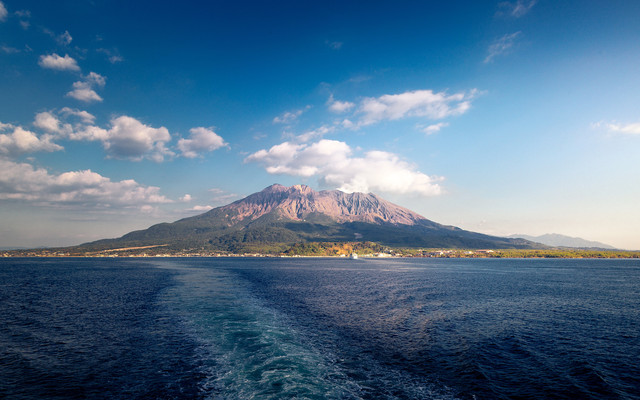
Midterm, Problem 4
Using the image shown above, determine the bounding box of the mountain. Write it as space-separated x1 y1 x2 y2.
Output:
80 184 540 252
507 233 616 250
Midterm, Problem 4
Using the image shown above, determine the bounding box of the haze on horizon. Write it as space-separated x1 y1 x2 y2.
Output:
0 0 638 250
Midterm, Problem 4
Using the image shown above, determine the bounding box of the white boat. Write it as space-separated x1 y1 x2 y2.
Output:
350 253 358 259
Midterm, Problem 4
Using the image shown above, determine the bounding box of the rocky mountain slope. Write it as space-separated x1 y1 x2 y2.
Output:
80 184 540 252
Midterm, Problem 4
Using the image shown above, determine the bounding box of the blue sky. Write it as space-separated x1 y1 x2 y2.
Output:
1 0 639 249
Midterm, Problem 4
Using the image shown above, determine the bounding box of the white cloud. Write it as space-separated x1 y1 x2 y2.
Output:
0 159 171 207
66 72 106 103
60 107 96 124
246 141 309 175
85 72 106 86
180 194 192 202
273 107 309 124
38 53 80 71
595 121 640 135
497 0 537 18
421 122 449 135
97 48 123 64
31 111 174 161
187 205 213 212
34 111 68 134
177 127 226 158
246 139 443 196
1 44 19 54
485 31 521 63
326 40 343 50
67 85 102 102
72 125 109 142
292 125 334 143
357 89 477 126
327 95 355 113
34 109 96 136
341 119 355 129
0 125 62 156
102 116 173 161
34 109 105 141
15 9 30 29
57 30 72 46
0 2 7 22
209 188 239 205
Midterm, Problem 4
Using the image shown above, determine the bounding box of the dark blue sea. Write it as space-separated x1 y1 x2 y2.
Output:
1 257 639 399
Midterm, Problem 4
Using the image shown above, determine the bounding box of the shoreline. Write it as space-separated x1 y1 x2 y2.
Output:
2 249 639 260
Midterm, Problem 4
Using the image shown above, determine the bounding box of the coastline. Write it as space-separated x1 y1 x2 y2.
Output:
2 247 639 259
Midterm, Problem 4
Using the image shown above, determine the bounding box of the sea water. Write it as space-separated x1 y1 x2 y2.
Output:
1 257 639 399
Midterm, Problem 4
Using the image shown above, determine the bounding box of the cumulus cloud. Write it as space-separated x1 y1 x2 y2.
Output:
594 121 640 135
246 139 443 196
485 32 522 63
357 89 477 126
31 111 174 161
0 2 7 22
177 127 226 158
38 53 80 71
34 109 97 138
103 116 173 161
421 122 449 135
497 0 537 18
34 111 65 133
67 83 102 102
327 95 355 113
0 159 171 208
0 125 62 156
34 109 101 140
66 72 106 103
60 107 96 124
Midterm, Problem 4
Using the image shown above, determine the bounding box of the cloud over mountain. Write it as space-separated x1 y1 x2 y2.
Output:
246 139 443 196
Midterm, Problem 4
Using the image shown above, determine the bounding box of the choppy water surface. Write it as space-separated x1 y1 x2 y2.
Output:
1 257 639 399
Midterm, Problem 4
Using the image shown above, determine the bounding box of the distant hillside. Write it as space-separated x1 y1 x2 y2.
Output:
78 184 542 253
508 233 616 250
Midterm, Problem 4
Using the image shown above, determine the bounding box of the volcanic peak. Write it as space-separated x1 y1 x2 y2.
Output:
217 184 425 225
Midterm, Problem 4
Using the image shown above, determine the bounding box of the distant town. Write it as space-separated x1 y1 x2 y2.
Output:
3 242 639 259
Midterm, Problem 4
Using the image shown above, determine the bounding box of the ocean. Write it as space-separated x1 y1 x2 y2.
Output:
1 257 638 399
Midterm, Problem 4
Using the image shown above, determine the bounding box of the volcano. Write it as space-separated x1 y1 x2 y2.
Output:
80 184 538 252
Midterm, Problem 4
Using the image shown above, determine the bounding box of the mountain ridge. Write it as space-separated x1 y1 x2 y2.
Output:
210 184 427 225
508 233 616 250
80 184 541 252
